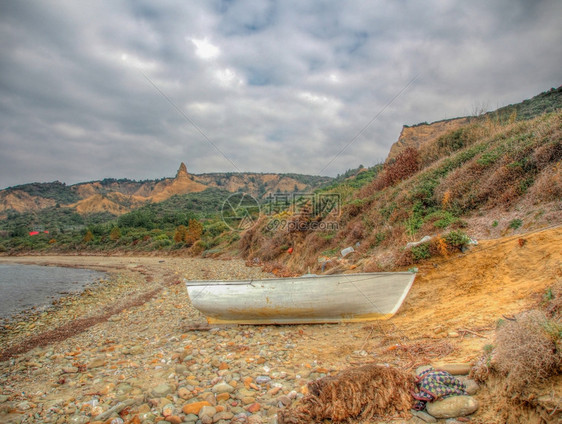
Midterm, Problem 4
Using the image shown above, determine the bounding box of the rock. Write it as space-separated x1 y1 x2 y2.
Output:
62 366 79 374
411 409 437 423
178 387 191 400
199 405 217 418
87 358 106 369
432 363 472 375
184 414 199 423
255 376 271 385
458 377 479 395
151 383 174 398
426 396 479 418
182 401 212 415
248 415 263 424
0 395 9 403
246 402 261 413
165 416 183 424
213 411 234 422
212 382 235 394
162 403 175 417
67 415 90 424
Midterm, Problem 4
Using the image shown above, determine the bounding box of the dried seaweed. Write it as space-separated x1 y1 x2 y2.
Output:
278 364 415 424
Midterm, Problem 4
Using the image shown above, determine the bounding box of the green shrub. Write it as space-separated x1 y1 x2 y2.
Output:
509 219 523 230
411 243 431 261
444 230 470 249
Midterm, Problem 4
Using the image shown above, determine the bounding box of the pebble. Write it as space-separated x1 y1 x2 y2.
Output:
212 382 235 394
411 409 437 423
151 383 174 398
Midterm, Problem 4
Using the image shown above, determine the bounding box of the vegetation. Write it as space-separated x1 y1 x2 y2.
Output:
0 86 560 261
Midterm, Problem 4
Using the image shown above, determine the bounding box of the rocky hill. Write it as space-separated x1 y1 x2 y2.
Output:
0 164 332 217
387 86 562 163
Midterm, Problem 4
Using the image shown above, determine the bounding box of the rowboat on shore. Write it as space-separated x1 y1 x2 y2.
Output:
184 271 416 325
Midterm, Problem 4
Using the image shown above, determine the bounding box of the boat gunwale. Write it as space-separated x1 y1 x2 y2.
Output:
184 271 417 286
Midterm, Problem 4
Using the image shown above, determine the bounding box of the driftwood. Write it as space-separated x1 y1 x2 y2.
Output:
278 363 415 424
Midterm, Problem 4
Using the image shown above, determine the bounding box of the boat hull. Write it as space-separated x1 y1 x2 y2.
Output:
185 272 416 325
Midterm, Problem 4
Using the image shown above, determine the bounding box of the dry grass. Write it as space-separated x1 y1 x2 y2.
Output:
278 364 415 424
473 310 561 392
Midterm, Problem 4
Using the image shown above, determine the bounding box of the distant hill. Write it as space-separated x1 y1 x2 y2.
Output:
0 163 332 218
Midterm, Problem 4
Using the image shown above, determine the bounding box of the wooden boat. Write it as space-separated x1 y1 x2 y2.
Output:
185 271 416 325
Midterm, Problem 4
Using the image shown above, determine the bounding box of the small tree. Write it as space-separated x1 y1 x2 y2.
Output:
174 225 187 243
185 219 203 246
83 230 94 243
109 226 121 241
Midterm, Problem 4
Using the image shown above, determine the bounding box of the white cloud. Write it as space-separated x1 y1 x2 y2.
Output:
0 0 560 187
190 37 220 60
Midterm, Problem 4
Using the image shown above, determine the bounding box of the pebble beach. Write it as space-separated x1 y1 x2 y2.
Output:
0 256 387 424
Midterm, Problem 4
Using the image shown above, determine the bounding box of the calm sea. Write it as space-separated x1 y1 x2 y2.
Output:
0 264 106 321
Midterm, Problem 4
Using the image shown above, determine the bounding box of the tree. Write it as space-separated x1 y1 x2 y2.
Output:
185 219 203 246
174 225 187 243
83 230 94 243
109 226 121 241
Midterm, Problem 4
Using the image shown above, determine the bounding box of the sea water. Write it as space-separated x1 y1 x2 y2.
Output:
0 264 106 321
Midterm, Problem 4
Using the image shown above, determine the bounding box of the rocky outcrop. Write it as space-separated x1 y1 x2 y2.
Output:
386 117 469 162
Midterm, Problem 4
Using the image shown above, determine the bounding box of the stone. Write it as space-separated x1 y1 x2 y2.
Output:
255 376 271 385
0 395 9 403
165 416 183 424
151 383 173 398
62 366 79 374
184 414 198 423
411 409 437 423
432 363 472 375
178 387 191 400
67 415 90 424
426 396 479 418
88 359 106 369
216 393 230 402
199 405 217 418
182 401 212 415
246 402 261 413
458 377 479 395
212 382 235 394
213 411 234 422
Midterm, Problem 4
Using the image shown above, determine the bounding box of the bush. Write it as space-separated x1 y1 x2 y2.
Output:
491 310 560 391
410 243 431 261
443 230 470 250
509 219 523 230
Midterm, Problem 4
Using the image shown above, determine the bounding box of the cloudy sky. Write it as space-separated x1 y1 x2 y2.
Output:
1 0 561 188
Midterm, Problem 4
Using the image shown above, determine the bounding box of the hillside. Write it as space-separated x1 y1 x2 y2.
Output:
388 86 562 162
236 93 562 275
0 163 332 218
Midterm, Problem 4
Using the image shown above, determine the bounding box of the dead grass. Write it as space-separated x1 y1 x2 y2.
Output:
277 364 415 424
471 309 561 393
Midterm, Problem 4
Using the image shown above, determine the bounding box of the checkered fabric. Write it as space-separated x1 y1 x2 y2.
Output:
412 367 467 410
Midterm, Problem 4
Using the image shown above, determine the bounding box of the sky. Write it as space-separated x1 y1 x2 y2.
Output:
1 0 561 189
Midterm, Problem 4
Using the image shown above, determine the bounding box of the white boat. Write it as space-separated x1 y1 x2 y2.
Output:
184 271 416 325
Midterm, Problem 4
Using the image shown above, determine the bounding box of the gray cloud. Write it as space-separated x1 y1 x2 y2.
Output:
1 0 561 188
